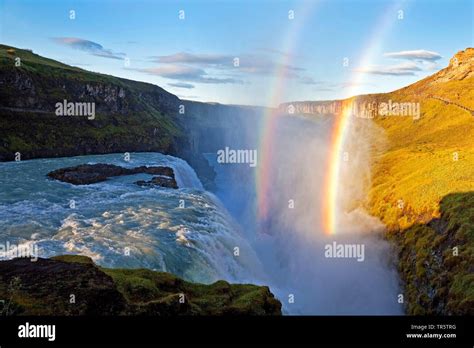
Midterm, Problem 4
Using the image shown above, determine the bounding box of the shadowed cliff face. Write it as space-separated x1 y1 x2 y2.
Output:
0 255 282 316
175 101 264 188
394 192 474 315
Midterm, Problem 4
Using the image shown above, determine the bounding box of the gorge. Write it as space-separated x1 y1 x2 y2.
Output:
0 44 473 315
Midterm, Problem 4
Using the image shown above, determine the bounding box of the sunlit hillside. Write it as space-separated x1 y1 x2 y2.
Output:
365 48 474 314
367 48 474 230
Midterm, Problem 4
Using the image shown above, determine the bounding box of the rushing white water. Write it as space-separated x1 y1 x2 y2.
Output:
0 152 263 284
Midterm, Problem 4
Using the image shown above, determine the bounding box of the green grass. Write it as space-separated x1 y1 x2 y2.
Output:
51 254 95 264
102 267 281 315
364 79 474 230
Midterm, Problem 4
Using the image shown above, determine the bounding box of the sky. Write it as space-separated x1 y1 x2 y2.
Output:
0 0 472 106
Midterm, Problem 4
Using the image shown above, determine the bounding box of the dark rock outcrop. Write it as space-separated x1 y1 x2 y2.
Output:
135 176 178 189
47 163 177 187
0 255 282 316
0 256 127 315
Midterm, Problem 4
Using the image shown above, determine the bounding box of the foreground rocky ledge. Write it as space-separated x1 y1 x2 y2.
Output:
0 255 282 315
47 163 178 188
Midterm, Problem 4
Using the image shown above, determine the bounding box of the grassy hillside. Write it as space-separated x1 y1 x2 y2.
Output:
362 48 474 314
367 49 474 230
0 44 184 161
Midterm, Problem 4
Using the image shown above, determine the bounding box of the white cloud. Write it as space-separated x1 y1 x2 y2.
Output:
383 50 442 61
151 52 232 65
134 65 243 84
52 37 125 60
168 82 195 89
356 62 422 76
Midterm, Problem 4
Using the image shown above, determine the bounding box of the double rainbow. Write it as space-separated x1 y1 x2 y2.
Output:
256 0 318 221
256 1 404 235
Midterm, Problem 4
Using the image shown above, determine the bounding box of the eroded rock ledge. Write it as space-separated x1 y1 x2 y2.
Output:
0 255 282 315
47 163 177 188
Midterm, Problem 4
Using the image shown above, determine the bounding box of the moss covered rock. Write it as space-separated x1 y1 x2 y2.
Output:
0 255 282 316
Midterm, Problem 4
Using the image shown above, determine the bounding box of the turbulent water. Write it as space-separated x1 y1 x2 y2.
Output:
0 153 263 284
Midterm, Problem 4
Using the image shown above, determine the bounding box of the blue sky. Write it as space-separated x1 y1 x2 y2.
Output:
0 0 472 106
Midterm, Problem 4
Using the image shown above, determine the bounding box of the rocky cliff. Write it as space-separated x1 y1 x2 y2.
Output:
278 99 344 116
0 44 189 162
279 48 474 119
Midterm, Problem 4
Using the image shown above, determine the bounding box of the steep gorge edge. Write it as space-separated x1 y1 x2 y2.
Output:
1 44 473 314
280 48 474 314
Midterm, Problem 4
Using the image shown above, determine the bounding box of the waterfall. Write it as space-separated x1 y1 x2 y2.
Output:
0 152 263 285
169 157 204 190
